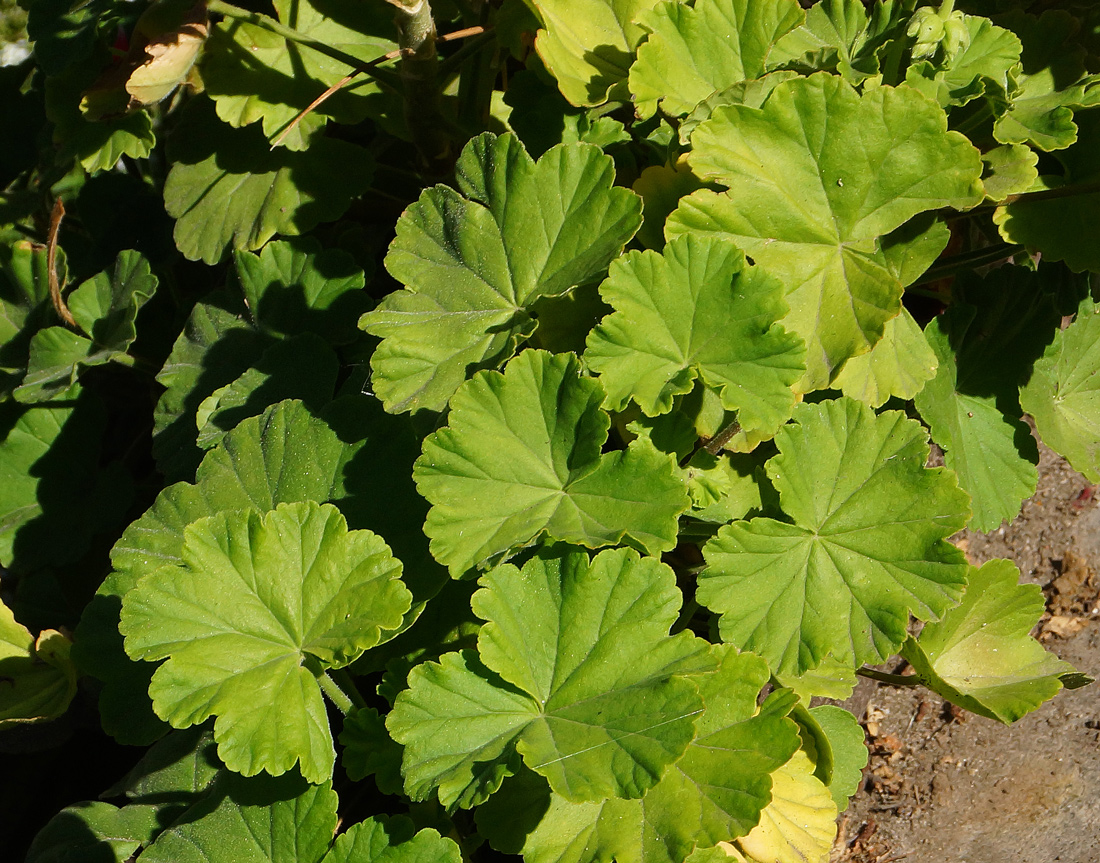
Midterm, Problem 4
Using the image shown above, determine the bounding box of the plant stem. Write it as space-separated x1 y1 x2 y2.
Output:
390 0 452 171
206 0 402 90
856 667 922 686
911 242 1024 286
317 669 363 715
703 418 742 455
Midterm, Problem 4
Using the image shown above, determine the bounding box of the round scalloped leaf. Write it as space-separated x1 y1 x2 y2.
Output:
834 308 938 408
387 547 712 807
361 133 640 415
732 750 836 863
1019 296 1100 481
139 771 337 863
164 100 373 264
584 234 805 440
980 144 1039 202
481 649 800 863
0 601 77 727
327 817 462 863
669 73 983 390
202 0 397 150
628 0 804 119
414 351 690 576
528 0 662 106
120 501 412 783
700 397 970 676
901 560 1079 724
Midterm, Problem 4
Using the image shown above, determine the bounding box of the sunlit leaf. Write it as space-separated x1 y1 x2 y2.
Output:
0 599 77 727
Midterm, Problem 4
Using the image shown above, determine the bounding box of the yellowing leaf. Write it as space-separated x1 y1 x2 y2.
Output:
0 600 78 727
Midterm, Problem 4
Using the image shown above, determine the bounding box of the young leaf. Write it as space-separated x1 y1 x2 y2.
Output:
387 547 712 807
202 0 397 150
479 649 800 863
670 73 983 390
584 234 805 444
361 133 641 414
414 351 690 576
14 251 158 402
163 100 373 264
120 501 412 782
1020 296 1100 482
767 0 901 82
901 560 1080 723
527 0 662 105
628 0 804 119
139 771 338 862
981 143 1039 202
700 397 970 676
0 599 77 727
903 15 1021 109
730 750 837 863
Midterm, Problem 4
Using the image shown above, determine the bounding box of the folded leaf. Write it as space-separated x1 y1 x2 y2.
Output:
414 351 690 576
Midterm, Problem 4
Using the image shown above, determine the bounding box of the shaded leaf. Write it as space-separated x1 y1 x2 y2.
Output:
26 801 162 863
0 600 77 727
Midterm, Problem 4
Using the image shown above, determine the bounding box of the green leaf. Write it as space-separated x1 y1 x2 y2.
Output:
361 133 640 414
700 397 970 676
0 240 63 389
731 750 836 863
584 234 805 444
105 726 220 803
670 73 983 390
993 108 1100 272
628 0 804 119
414 351 690 576
339 707 404 794
195 334 339 449
903 15 1021 109
387 547 712 807
44 56 155 174
326 817 462 863
120 501 412 782
914 273 1058 530
233 238 369 345
25 0 108 76
1020 296 1100 482
767 0 901 82
631 159 708 251
807 705 866 810
834 308 938 408
773 654 856 703
139 771 337 863
202 0 397 150
902 560 1080 723
980 143 1039 202
993 10 1089 151
26 801 162 863
0 600 77 726
163 100 373 264
482 649 799 863
528 0 661 105
14 251 158 402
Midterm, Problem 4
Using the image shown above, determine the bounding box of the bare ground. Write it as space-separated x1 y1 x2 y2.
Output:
831 443 1100 863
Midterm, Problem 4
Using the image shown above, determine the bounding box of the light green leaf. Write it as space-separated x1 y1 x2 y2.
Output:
0 600 77 727
981 143 1039 201
362 133 640 414
414 351 690 576
767 0 901 82
1020 296 1100 482
14 251 158 402
993 10 1089 151
807 706 866 810
139 771 337 863
202 0 397 150
678 71 799 144
994 108 1100 272
773 653 856 703
387 547 712 807
487 649 799 863
903 15 1021 109
585 234 804 440
670 73 983 390
26 801 163 863
628 0 804 119
732 750 836 863
902 560 1080 723
327 817 462 863
834 308 938 408
700 397 970 676
528 0 661 105
164 100 373 264
121 501 412 782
